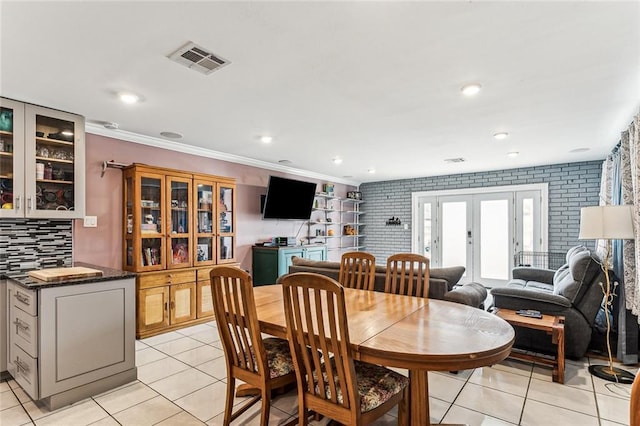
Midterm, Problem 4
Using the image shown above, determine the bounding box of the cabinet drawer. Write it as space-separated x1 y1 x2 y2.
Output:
12 344 39 400
139 270 195 288
197 268 214 281
13 286 37 316
11 307 38 358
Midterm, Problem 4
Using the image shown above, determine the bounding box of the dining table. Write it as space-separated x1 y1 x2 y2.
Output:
252 284 515 426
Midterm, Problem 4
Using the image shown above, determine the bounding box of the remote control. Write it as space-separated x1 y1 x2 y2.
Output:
516 309 542 318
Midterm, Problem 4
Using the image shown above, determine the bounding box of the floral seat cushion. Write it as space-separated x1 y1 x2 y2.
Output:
315 359 409 413
243 337 295 379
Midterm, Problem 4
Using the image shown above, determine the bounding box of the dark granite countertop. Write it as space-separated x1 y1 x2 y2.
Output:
4 262 136 290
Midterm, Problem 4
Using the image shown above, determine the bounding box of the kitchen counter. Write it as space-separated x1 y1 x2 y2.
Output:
4 262 136 290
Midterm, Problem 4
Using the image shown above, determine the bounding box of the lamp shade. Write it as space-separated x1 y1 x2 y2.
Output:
579 205 635 240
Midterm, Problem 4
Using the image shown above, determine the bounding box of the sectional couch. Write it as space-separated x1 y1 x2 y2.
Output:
286 257 487 308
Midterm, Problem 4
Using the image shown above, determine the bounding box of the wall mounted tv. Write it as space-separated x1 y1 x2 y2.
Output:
262 176 317 220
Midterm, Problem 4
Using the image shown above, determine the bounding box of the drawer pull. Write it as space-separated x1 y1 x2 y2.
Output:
15 356 30 375
13 319 29 331
15 292 30 305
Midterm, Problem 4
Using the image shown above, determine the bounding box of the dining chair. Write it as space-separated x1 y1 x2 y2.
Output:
338 251 376 291
210 266 297 426
631 371 640 426
384 253 430 298
281 272 409 425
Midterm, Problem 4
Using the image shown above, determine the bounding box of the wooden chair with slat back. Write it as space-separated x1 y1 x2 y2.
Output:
210 266 297 426
384 253 430 298
339 251 376 291
632 372 640 426
281 272 409 426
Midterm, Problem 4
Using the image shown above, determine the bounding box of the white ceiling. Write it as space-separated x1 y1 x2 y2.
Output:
1 1 638 185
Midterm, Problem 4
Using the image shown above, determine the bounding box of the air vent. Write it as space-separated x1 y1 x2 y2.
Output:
444 158 466 163
168 42 230 75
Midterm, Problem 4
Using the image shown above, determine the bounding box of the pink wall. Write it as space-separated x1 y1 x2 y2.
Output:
73 134 355 271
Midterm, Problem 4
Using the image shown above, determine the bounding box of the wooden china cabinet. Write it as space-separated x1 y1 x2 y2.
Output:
122 164 236 338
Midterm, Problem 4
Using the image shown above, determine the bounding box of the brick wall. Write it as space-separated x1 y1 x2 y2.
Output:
360 161 602 262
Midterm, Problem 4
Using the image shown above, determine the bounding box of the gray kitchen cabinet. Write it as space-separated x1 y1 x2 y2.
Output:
6 274 136 410
0 97 85 219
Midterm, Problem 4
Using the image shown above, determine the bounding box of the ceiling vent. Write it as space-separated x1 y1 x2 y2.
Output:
168 42 230 75
444 157 466 163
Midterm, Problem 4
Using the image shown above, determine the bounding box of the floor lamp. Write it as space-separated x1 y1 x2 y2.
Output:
579 205 636 383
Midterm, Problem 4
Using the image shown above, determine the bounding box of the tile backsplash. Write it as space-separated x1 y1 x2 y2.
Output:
0 219 72 277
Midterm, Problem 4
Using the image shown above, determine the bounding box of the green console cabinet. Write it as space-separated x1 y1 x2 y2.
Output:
252 245 327 286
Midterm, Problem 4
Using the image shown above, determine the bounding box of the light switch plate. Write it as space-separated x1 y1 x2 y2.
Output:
83 216 97 227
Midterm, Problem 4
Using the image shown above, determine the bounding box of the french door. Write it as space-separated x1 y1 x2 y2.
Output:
413 185 546 287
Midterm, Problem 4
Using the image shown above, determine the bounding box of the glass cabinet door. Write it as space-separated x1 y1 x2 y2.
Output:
167 176 192 269
0 98 25 218
217 183 236 263
194 179 215 266
24 104 85 218
139 174 165 271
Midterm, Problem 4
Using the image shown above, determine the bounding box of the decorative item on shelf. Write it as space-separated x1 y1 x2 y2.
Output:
36 162 44 180
44 162 53 180
172 242 189 263
386 216 402 226
347 191 362 200
0 109 12 132
579 205 636 384
197 244 209 261
327 229 335 236
322 183 334 195
326 218 332 223
343 225 357 235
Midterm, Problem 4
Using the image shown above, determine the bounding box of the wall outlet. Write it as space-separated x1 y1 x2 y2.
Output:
83 216 98 228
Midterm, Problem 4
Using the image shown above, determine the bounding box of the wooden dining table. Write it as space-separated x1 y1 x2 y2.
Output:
252 284 515 426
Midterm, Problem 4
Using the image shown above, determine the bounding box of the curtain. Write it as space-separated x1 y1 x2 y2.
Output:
620 112 640 318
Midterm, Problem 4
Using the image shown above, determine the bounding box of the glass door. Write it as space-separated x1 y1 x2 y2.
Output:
439 196 472 282
139 173 165 271
194 178 215 266
0 98 24 218
24 104 85 218
167 176 192 269
217 182 235 263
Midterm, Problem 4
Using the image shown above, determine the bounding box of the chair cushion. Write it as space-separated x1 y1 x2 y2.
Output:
245 337 295 379
553 249 595 302
315 359 409 413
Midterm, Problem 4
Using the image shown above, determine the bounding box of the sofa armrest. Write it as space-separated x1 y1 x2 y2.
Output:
428 278 447 300
511 267 556 284
491 287 572 315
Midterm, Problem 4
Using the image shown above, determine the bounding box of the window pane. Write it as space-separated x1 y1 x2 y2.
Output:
480 199 509 280
442 201 467 268
423 203 432 259
522 198 534 252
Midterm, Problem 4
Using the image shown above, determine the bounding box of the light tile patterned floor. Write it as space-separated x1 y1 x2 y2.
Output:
1 320 636 425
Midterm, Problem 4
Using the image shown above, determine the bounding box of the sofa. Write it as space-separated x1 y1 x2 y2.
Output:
286 257 487 308
491 245 606 359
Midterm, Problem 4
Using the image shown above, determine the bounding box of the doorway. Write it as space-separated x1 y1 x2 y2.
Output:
412 184 547 287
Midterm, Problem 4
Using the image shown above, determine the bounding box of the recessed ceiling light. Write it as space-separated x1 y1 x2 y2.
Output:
333 157 343 165
570 148 590 153
368 168 376 174
260 136 273 144
119 92 140 104
160 131 183 139
493 132 509 140
461 83 482 96
507 151 519 157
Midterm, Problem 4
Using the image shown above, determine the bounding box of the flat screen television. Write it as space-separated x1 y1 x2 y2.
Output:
262 176 317 220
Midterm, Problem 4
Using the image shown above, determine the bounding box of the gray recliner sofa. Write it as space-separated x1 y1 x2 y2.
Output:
491 246 606 359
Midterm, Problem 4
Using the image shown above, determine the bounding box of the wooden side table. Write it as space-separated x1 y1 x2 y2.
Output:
495 308 565 384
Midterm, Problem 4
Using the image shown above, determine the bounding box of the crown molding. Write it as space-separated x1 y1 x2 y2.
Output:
86 124 361 186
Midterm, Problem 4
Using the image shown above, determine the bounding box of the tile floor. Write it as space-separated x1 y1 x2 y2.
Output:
0 320 637 426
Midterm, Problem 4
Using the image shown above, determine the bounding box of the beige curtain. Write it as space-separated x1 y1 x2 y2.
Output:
620 110 640 319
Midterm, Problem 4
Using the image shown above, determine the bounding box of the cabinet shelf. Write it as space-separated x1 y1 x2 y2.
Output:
36 137 74 147
36 178 73 185
35 156 73 164
0 152 13 158
0 130 13 137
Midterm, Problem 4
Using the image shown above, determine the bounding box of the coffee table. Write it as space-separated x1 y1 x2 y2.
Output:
494 308 565 383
